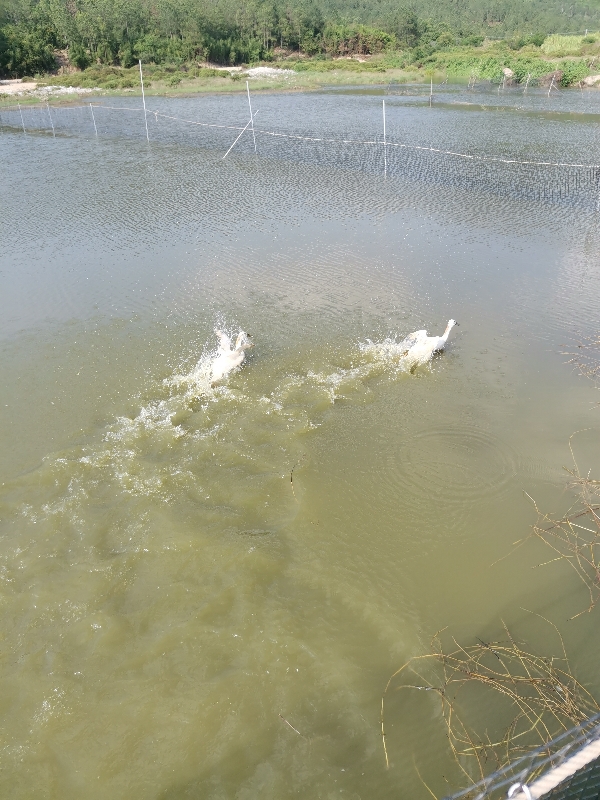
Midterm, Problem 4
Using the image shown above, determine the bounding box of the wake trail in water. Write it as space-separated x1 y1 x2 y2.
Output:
6 330 442 547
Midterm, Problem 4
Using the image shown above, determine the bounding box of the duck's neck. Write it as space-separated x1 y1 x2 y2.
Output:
441 321 454 342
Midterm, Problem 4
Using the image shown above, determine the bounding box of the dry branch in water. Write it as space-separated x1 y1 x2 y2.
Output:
562 334 600 386
380 338 600 794
381 624 599 790
521 335 600 617
523 430 600 618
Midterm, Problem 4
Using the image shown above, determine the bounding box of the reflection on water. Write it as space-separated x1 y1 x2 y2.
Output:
2 86 600 799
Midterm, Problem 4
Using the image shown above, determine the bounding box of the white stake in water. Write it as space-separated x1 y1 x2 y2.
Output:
222 110 260 159
18 103 26 134
246 80 257 153
382 98 387 177
139 60 150 142
89 103 98 136
429 76 433 107
548 75 555 98
46 101 55 138
524 73 531 94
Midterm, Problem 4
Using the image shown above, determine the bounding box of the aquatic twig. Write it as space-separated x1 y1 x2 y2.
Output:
523 430 600 617
413 755 439 799
279 713 305 738
381 625 599 787
290 464 298 501
513 335 600 618
562 334 600 386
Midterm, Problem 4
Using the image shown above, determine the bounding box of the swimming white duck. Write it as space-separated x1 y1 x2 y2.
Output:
210 330 253 386
402 319 458 370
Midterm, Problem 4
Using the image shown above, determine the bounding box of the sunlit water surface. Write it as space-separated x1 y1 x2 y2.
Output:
2 86 600 799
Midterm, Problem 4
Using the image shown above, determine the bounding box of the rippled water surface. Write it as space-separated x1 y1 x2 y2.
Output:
2 85 600 799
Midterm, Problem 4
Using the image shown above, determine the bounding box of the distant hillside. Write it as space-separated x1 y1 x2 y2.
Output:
2 0 600 78
321 0 600 37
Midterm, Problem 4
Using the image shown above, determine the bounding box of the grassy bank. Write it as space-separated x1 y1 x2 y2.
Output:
3 33 600 105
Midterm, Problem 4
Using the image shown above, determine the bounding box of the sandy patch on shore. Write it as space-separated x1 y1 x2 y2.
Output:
36 86 99 96
0 80 37 94
246 67 296 78
0 81 101 98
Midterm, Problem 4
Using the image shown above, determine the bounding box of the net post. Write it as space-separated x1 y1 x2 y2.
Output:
222 110 260 159
382 98 387 177
139 60 150 142
246 80 257 153
46 101 55 138
17 103 26 134
89 103 98 136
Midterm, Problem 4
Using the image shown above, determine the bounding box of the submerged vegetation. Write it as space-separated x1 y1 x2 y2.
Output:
520 336 600 619
382 624 600 790
2 0 600 87
381 336 600 792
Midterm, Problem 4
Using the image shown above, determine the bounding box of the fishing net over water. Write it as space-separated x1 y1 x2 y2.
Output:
2 86 600 211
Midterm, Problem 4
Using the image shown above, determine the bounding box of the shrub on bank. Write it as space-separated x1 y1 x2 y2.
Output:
430 49 589 85
541 34 585 56
34 63 232 89
559 59 589 85
24 39 598 90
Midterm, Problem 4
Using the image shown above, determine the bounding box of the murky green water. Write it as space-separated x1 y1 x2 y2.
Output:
2 87 600 799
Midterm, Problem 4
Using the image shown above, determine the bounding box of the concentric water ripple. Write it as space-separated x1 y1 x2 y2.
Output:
389 425 518 508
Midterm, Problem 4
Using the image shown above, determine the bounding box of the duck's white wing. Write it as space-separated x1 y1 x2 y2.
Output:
399 329 427 353
215 330 232 352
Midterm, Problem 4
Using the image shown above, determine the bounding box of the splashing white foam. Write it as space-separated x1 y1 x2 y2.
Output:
167 351 215 398
15 328 436 524
360 334 434 371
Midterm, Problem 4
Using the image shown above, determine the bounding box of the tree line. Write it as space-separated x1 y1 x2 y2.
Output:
1 0 599 77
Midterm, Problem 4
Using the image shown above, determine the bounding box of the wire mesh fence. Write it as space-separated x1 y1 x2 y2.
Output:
443 713 600 800
2 91 600 212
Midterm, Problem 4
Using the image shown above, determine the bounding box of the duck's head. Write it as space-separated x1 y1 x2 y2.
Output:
235 332 254 350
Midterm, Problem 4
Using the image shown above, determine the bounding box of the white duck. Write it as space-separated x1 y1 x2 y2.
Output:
402 319 458 370
210 330 253 386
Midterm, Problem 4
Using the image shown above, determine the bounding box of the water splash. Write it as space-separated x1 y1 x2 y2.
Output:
10 328 442 541
360 334 436 372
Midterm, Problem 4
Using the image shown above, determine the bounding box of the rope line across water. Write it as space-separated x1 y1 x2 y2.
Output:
2 99 600 172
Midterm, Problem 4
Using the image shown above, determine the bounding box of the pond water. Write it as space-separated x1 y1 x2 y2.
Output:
2 85 600 799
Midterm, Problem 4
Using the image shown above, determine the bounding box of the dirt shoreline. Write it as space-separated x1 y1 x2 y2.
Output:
0 68 434 106
2 67 598 109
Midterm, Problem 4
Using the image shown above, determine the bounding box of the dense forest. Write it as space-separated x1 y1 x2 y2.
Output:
2 0 600 77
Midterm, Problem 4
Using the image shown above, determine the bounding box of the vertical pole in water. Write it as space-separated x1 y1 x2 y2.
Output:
429 76 433 107
548 75 554 98
382 98 387 177
17 103 26 134
246 80 256 153
139 59 150 143
524 73 531 94
46 101 55 138
90 103 98 136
